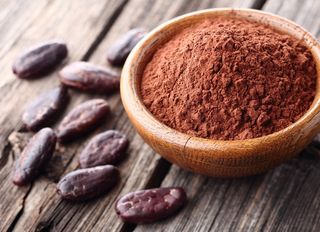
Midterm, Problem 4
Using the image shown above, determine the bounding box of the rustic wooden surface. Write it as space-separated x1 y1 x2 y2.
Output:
1 0 320 231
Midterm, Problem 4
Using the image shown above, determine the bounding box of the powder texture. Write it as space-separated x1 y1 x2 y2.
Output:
141 17 317 140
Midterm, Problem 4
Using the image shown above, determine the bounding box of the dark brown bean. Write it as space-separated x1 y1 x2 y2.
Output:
22 86 69 132
12 128 56 186
13 41 68 79
115 187 186 223
57 165 119 201
57 99 110 142
79 130 129 168
59 62 120 93
107 28 146 66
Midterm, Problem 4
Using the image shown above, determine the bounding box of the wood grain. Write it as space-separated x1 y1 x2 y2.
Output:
136 0 320 231
0 0 260 232
0 0 129 230
136 155 320 232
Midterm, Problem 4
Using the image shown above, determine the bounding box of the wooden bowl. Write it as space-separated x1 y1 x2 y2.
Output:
120 8 320 177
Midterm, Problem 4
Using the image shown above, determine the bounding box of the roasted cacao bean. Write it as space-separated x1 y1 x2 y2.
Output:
22 86 69 131
57 165 119 201
116 187 186 223
79 130 129 168
12 128 56 186
57 99 110 142
59 62 120 93
107 28 146 66
13 41 68 79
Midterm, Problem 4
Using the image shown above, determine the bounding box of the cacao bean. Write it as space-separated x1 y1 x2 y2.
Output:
12 128 56 186
107 28 146 66
115 187 186 223
13 41 68 79
59 62 120 93
79 130 129 168
22 86 69 132
57 99 110 142
57 165 119 201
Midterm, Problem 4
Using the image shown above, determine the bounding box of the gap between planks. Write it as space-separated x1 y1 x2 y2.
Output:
251 0 268 10
81 0 130 61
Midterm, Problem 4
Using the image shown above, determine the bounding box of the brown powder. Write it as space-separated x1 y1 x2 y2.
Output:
141 17 317 140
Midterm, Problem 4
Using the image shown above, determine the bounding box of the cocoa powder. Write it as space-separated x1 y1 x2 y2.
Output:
141 17 317 140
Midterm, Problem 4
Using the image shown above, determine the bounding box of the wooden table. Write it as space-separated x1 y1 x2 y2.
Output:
1 0 320 231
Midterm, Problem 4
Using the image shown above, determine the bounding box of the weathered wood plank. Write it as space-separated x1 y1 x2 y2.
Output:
5 0 260 231
0 0 51 88
0 0 129 230
0 0 128 88
135 0 320 231
264 0 320 37
136 155 320 232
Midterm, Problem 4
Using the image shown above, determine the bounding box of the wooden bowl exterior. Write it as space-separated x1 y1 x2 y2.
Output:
121 8 320 177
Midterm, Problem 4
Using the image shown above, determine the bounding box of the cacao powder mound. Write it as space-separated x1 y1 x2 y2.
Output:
141 17 317 140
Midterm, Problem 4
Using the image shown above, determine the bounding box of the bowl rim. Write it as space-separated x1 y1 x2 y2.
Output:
121 8 320 150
